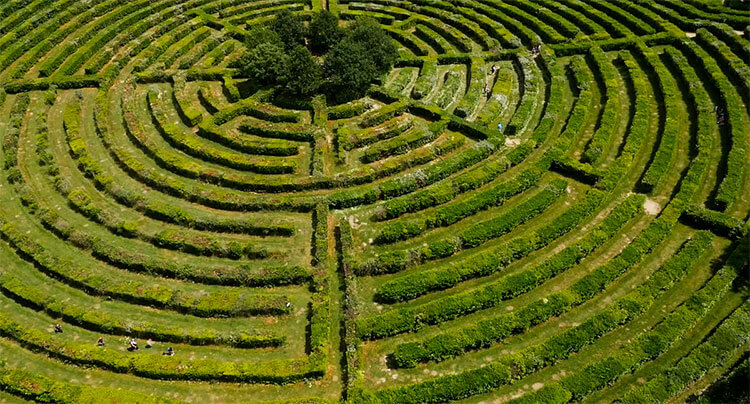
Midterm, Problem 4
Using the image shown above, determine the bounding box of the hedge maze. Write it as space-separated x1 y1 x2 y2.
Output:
0 0 749 403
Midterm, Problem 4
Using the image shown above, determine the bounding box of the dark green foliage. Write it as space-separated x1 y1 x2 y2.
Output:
343 17 398 75
308 10 342 52
694 358 750 404
238 14 397 101
286 46 323 96
270 9 306 51
242 43 290 85
324 39 379 101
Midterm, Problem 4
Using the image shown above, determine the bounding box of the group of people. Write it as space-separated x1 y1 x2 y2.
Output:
714 105 726 126
52 324 174 355
127 337 172 355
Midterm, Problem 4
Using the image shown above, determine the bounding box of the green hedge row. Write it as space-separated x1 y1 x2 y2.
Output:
454 59 487 119
473 0 563 43
553 56 594 150
459 178 566 248
35 0 127 77
359 100 409 128
172 73 203 126
558 0 634 38
0 312 322 384
691 30 748 211
2 93 29 185
178 33 223 69
530 50 565 144
367 193 686 346
504 0 581 38
365 135 500 201
343 115 414 150
4 75 100 93
363 295 624 403
434 70 462 109
132 18 200 73
653 0 750 30
197 39 236 69
475 62 511 129
411 15 471 53
0 0 58 35
653 44 713 207
504 55 541 137
597 45 661 190
375 188 613 305
213 96 301 125
588 0 657 35
611 0 680 34
0 271 283 348
149 91 299 177
511 232 732 403
0 217 291 318
100 87 495 211
680 205 746 240
127 94 312 193
84 4 183 74
37 120 307 287
415 4 492 50
0 364 181 404
67 184 268 260
637 45 691 190
373 164 546 245
413 23 448 54
359 190 618 341
623 298 750 403
0 0 87 76
382 26 428 57
328 98 373 120
78 93 301 229
46 109 305 284
549 151 603 186
412 60 438 100
341 9 395 25
582 46 621 164
374 141 532 221
57 0 170 76
359 231 719 404
704 22 750 65
360 124 437 163
386 67 418 95
694 358 750 404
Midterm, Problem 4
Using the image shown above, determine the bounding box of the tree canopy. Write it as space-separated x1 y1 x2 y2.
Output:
239 13 397 100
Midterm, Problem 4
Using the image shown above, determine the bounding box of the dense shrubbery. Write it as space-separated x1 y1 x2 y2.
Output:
239 11 397 100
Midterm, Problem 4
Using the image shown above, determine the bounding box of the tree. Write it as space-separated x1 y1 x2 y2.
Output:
324 39 378 101
308 11 342 53
241 43 290 85
244 25 282 50
286 46 323 95
344 18 397 74
270 10 306 51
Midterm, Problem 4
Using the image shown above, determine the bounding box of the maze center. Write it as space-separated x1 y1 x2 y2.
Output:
0 0 749 403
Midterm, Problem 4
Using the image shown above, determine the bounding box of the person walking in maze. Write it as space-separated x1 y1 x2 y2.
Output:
54 323 63 333
97 337 105 346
